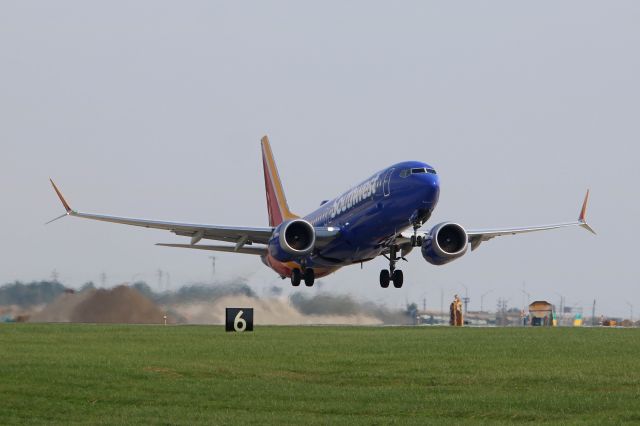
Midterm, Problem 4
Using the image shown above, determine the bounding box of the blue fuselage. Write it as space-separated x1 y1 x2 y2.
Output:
303 161 440 268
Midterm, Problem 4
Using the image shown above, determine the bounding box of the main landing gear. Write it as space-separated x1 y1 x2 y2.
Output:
380 246 404 289
291 268 315 287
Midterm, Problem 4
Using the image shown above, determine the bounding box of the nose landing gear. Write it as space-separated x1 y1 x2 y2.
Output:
409 209 430 247
409 221 425 247
410 234 424 247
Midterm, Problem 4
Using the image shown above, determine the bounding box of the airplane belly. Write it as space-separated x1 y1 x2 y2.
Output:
316 223 388 263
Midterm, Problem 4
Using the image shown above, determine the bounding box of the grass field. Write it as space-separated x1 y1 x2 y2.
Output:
1 325 639 425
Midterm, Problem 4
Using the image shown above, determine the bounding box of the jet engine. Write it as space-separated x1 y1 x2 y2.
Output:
421 222 468 265
268 219 316 262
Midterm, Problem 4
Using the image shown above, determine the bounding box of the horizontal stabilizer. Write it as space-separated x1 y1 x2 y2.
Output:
156 243 267 256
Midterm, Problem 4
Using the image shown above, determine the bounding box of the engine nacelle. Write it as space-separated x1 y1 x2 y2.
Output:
268 219 316 262
421 222 468 265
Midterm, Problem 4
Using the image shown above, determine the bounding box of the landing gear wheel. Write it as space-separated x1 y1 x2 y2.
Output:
392 270 404 288
291 269 302 287
379 270 390 288
303 268 315 287
411 234 424 247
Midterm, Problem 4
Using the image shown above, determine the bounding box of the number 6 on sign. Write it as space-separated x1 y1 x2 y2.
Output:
234 310 246 332
225 308 254 332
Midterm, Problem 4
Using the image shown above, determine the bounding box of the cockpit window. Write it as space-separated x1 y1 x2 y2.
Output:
400 167 437 177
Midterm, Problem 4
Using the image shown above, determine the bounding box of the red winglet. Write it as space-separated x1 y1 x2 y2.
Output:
578 189 596 235
579 189 589 222
49 178 72 213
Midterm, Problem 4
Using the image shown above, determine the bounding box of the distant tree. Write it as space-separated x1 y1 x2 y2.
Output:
131 281 156 300
405 303 419 317
288 292 411 324
80 282 96 293
290 292 362 316
0 281 67 307
156 280 256 304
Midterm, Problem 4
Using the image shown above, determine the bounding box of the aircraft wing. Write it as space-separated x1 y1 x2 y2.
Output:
396 190 594 252
466 190 595 250
155 243 268 255
48 179 274 245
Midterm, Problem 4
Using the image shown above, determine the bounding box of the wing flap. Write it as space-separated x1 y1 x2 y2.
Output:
70 211 275 244
156 243 267 255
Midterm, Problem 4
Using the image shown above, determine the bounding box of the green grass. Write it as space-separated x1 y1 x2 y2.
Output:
1 325 640 425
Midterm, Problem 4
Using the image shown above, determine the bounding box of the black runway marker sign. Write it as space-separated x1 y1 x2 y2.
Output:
225 308 254 332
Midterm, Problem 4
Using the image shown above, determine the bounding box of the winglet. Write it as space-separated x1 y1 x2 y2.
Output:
49 178 73 213
578 189 596 235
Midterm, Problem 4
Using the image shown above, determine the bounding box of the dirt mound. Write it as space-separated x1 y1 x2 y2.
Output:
31 286 171 324
172 295 383 325
29 291 93 322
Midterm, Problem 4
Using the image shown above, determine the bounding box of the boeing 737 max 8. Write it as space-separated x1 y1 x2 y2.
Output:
49 136 594 288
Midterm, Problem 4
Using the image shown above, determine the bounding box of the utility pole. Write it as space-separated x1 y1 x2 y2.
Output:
554 291 565 326
209 256 216 283
100 272 107 288
592 299 596 326
627 302 634 326
481 289 493 313
157 269 164 291
521 282 530 311
521 288 531 310
462 296 470 315
496 298 509 326
460 282 470 315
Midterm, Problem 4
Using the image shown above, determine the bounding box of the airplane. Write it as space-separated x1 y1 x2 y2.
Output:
49 135 595 288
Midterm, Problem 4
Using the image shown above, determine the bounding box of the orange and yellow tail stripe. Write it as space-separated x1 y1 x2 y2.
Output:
261 136 298 226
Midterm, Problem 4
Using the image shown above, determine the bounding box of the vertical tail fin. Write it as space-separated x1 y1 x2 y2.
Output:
261 136 298 226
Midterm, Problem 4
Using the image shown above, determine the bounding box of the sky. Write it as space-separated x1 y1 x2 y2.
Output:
1 1 639 317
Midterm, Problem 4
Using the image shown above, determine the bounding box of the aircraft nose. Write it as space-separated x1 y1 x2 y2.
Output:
418 172 440 202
